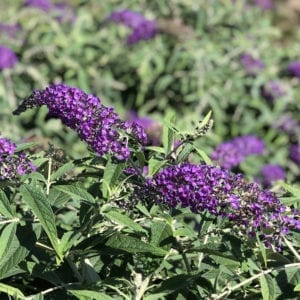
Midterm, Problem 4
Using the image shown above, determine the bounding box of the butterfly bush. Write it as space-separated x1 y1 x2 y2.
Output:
0 45 18 70
13 84 147 161
132 163 300 249
211 135 265 169
288 61 300 78
0 137 36 180
260 164 285 187
240 53 265 76
108 10 158 44
261 81 285 102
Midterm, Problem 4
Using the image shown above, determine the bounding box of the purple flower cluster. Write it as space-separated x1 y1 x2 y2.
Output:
260 164 285 187
13 84 147 161
0 137 36 180
211 135 265 169
274 115 300 138
253 0 274 10
127 111 162 145
133 163 300 249
261 81 285 102
288 61 300 78
289 144 300 165
108 10 158 44
240 53 265 76
0 45 18 70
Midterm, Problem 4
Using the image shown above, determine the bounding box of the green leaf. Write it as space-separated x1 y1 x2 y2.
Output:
162 111 176 155
54 185 95 204
51 161 75 181
280 183 300 197
0 190 14 218
0 223 17 261
260 274 275 300
68 290 114 300
177 143 194 163
15 142 38 152
150 221 173 250
0 282 25 299
148 157 167 176
103 209 147 234
294 283 300 292
20 184 62 260
105 233 167 257
101 158 124 198
0 223 40 280
193 146 212 164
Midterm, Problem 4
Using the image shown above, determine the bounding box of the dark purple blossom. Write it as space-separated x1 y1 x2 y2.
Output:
288 61 300 78
253 0 273 10
261 81 285 102
211 135 265 169
289 144 300 165
127 111 162 145
260 164 285 187
13 84 147 161
108 10 158 44
0 137 36 180
132 163 300 249
240 53 265 76
0 45 18 70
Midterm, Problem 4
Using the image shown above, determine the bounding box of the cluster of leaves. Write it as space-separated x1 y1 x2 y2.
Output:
0 0 299 299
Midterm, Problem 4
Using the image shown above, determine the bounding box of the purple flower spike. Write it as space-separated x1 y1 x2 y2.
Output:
108 10 158 44
132 163 300 250
289 144 300 165
0 45 18 70
240 53 265 76
211 135 265 169
288 61 300 78
0 137 36 181
253 0 274 10
260 164 285 187
261 81 285 102
13 84 148 161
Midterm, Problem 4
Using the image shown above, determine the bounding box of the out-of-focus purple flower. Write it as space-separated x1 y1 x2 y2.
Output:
0 137 36 181
274 115 300 138
211 135 265 169
0 23 21 38
289 144 300 165
240 53 265 76
0 45 18 70
288 61 300 78
24 0 52 12
260 164 285 187
132 163 300 250
127 111 162 145
108 10 158 44
13 84 148 161
261 81 285 102
253 0 274 10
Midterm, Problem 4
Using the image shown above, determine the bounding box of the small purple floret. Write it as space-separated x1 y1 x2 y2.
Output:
0 137 36 180
108 10 158 44
260 164 285 187
288 61 300 78
240 53 265 76
261 81 285 102
0 45 18 70
253 0 274 10
211 135 265 169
